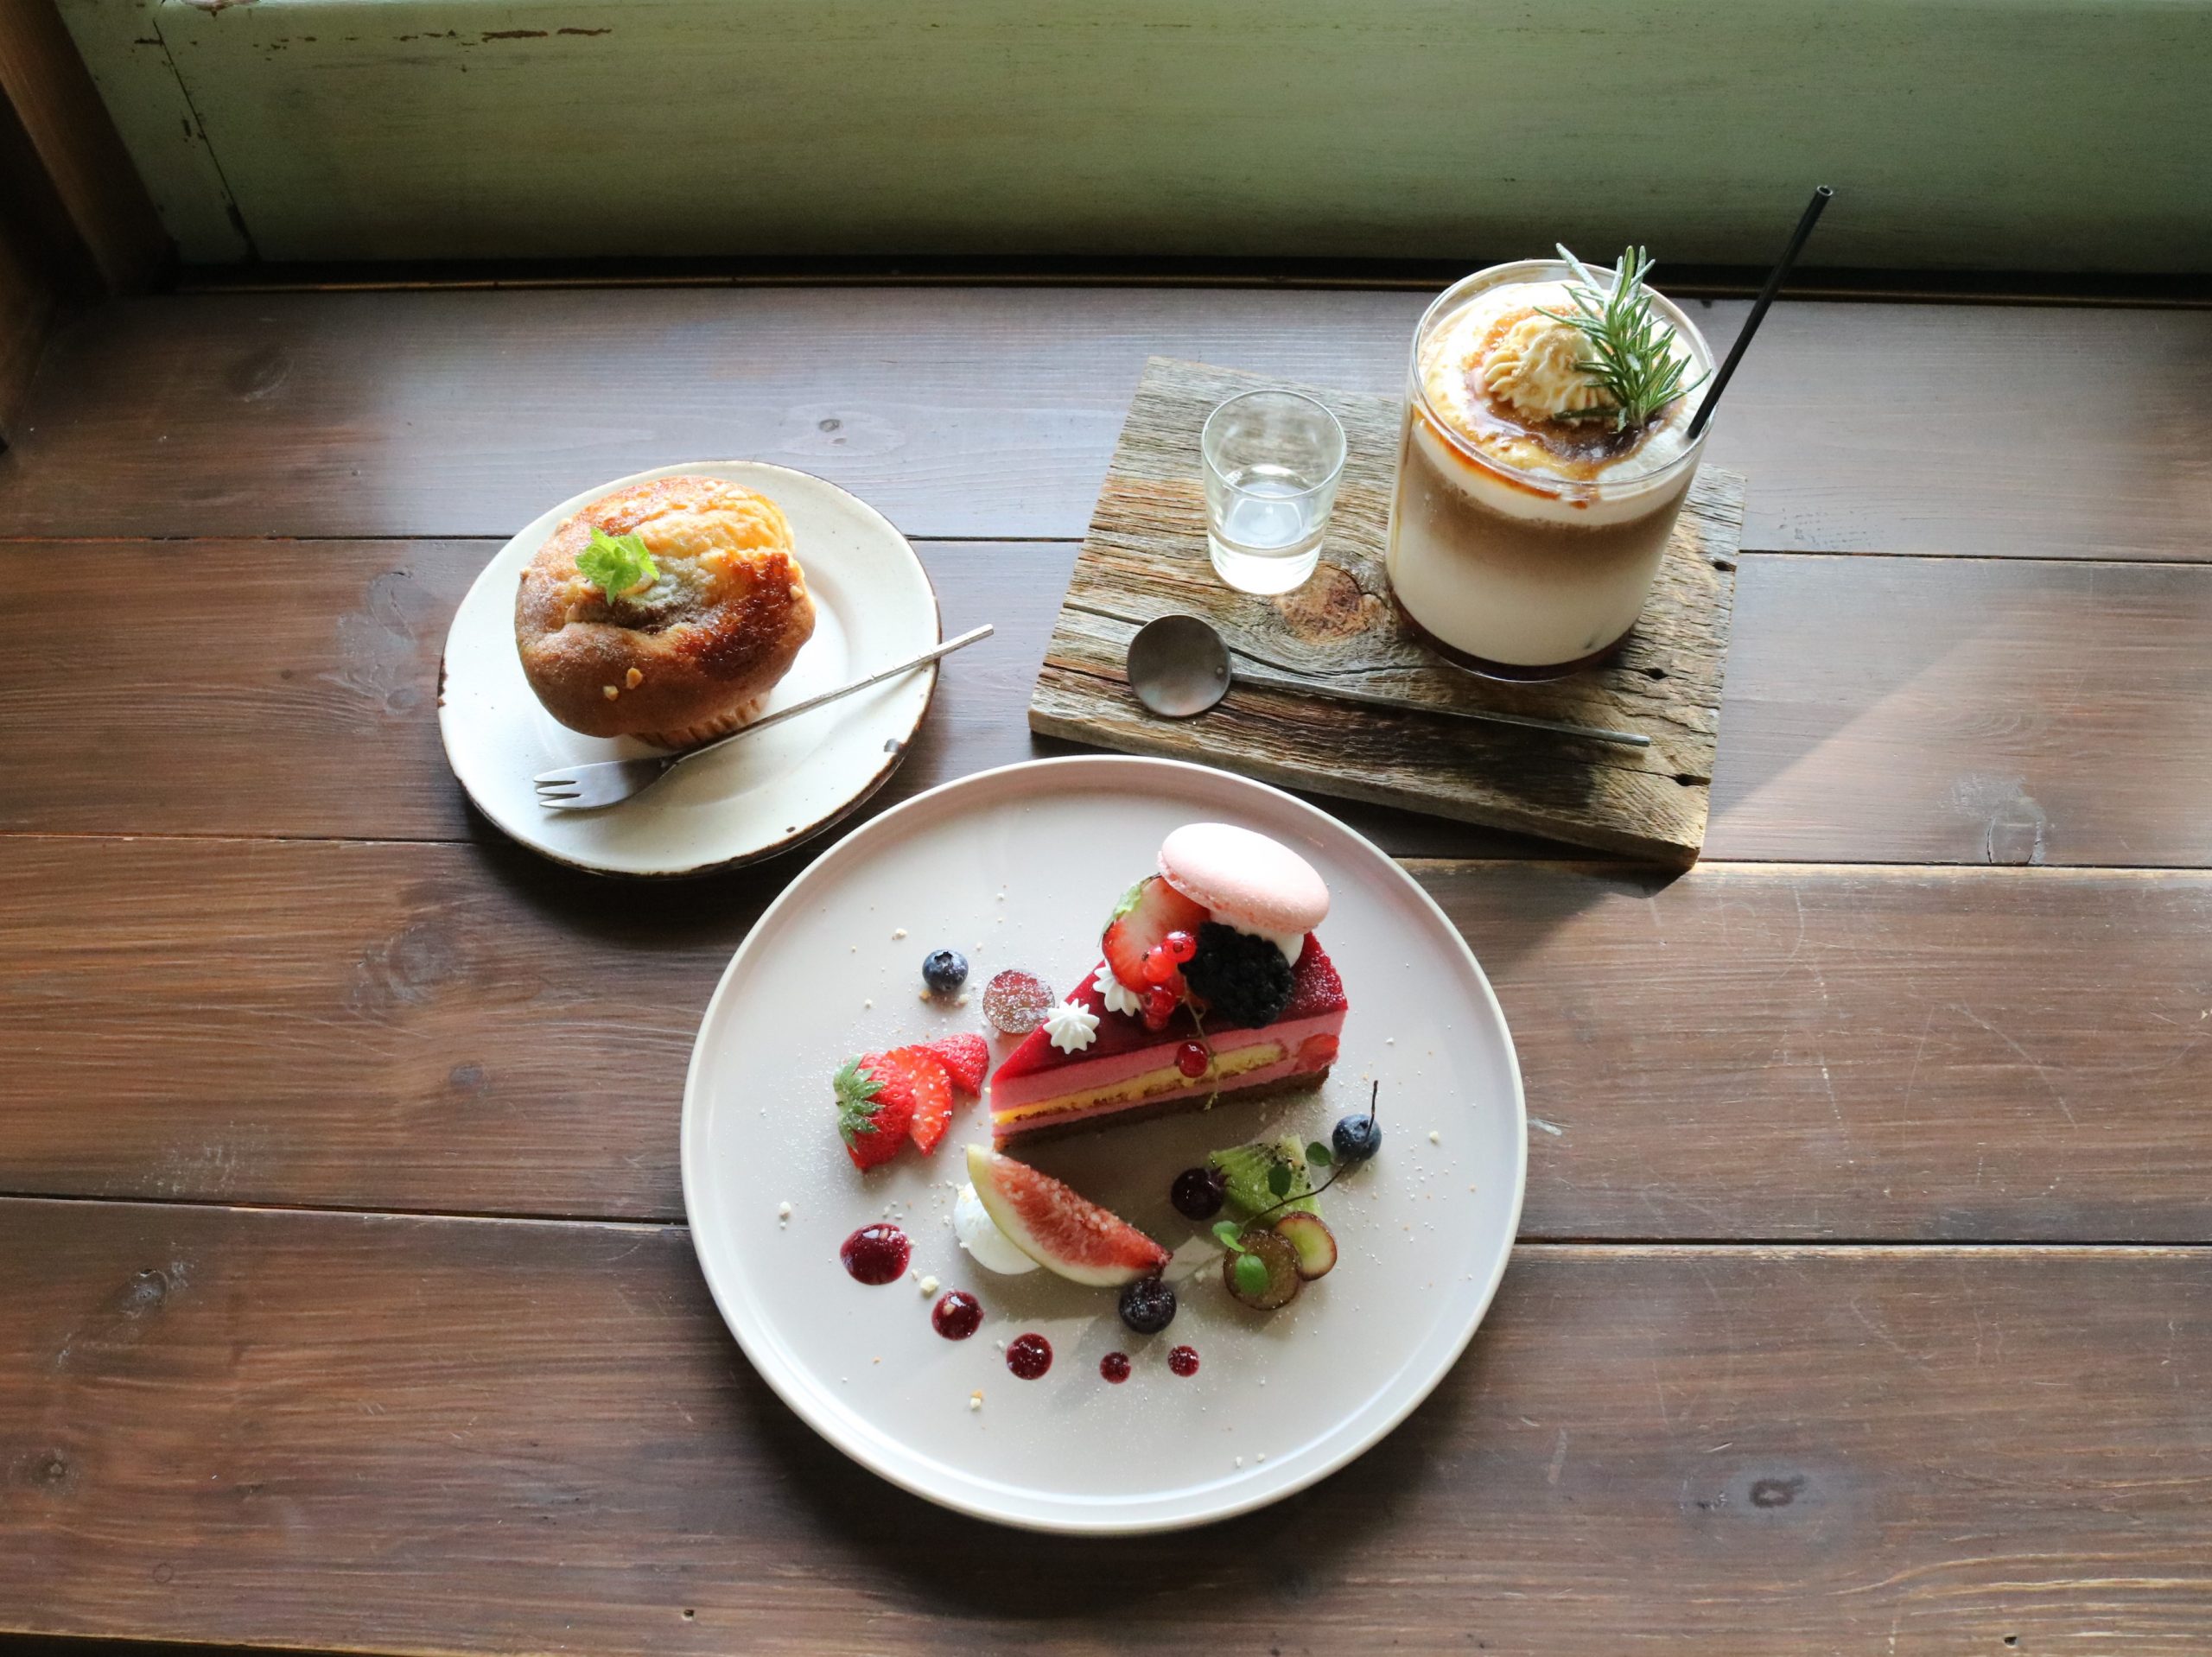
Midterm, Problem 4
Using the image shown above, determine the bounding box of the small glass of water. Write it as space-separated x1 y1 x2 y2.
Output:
1200 390 1346 595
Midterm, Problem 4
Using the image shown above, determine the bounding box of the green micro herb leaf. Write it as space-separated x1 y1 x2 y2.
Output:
1211 1220 1249 1254
1267 1164 1293 1199
1306 1141 1333 1168
1233 1253 1271 1297
832 1057 884 1145
1537 244 1706 434
575 526 658 601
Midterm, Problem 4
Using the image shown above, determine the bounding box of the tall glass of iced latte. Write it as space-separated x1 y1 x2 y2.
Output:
1385 256 1714 680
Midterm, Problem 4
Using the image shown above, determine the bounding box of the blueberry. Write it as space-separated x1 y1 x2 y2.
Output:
1170 1165 1226 1222
921 949 969 994
1118 1276 1178 1335
1332 1113 1382 1165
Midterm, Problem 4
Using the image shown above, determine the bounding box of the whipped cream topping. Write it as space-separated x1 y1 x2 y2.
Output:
1093 962 1143 1018
953 1181 1038 1275
1044 998 1100 1053
1418 273 1706 492
1481 311 1614 421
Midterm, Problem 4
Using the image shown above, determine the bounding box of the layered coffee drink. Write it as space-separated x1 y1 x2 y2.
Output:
1385 256 1713 678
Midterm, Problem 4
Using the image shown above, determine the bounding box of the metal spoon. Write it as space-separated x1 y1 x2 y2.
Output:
1122 612 1649 749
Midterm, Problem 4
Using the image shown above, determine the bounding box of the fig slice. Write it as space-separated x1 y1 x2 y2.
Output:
964 1145 1171 1288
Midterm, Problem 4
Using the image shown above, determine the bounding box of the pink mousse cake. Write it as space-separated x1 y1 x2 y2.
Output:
989 943 1346 1146
988 822 1348 1146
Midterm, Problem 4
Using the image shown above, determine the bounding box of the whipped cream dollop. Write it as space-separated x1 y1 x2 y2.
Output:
1043 998 1100 1053
1481 311 1613 421
1092 962 1142 1017
953 1181 1038 1275
1419 276 1707 491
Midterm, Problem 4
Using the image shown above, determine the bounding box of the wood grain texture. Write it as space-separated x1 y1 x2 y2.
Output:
4 288 2209 557
0 539 1065 843
1033 358 1739 863
124 0 2212 271
0 0 167 291
6 541 2211 866
1709 555 2212 867
10 837 2212 1242
4 1199 2211 1654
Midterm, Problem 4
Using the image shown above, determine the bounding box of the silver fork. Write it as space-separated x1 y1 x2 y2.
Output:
532 624 994 810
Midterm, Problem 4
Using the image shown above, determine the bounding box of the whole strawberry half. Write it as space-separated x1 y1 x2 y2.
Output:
836 1054 916 1170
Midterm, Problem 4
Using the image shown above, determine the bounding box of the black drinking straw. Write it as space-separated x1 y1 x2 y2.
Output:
1687 186 1834 440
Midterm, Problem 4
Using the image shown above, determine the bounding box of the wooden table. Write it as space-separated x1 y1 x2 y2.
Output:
3 280 2209 1654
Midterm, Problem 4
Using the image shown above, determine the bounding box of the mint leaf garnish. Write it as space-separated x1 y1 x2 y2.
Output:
1233 1254 1270 1296
1306 1141 1332 1167
1211 1220 1248 1254
1267 1164 1293 1198
575 525 658 600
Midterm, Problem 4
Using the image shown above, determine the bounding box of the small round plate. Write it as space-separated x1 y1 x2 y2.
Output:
438 460 939 878
681 756 1527 1533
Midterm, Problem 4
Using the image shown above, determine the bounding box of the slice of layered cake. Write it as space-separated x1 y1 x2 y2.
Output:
988 823 1348 1146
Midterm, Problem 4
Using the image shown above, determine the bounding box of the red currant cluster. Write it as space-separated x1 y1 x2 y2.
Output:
1137 929 1198 1031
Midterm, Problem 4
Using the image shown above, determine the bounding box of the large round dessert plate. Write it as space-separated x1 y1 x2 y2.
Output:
439 460 938 877
682 756 1526 1533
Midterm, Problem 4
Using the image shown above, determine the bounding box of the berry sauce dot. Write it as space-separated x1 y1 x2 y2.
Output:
838 1224 911 1286
931 1290 982 1340
1168 1345 1201 1377
1006 1333 1053 1380
1099 1351 1132 1384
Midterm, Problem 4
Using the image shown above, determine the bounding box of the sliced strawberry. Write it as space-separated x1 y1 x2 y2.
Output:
836 1054 915 1171
919 1033 988 1096
874 1046 955 1156
1101 876 1208 999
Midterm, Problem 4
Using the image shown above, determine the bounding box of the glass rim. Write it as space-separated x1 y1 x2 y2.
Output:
1407 258 1713 497
1199 389 1348 501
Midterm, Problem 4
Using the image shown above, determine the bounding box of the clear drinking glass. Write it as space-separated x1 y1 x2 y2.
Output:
1201 390 1347 596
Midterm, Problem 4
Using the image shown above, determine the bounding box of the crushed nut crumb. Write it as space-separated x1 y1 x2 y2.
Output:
625 667 643 689
601 684 619 700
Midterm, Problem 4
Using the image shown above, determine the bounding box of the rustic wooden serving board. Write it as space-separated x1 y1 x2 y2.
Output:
1031 357 1746 864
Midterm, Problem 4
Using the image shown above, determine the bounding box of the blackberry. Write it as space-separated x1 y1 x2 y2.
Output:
1181 922 1294 1026
921 949 969 994
1117 1276 1179 1335
1170 1165 1226 1221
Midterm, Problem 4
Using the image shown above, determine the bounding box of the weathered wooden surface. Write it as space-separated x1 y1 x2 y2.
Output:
8 840 2212 1242
8 288 2212 558
1032 358 1740 862
3 283 2212 1655
6 1201 2212 1654
1708 554 2212 866
77 0 2212 270
5 542 2212 866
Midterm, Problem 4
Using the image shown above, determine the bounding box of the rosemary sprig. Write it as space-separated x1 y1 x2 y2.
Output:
1537 244 1705 433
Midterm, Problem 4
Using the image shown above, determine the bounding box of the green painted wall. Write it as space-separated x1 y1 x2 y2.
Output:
64 0 2212 269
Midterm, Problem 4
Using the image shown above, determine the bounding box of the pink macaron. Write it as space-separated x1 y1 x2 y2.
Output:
1157 822 1330 937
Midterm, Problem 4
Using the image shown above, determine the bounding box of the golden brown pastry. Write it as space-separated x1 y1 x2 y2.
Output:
514 476 816 748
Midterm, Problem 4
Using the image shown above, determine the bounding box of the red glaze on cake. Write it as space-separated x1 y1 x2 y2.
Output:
989 940 1346 1145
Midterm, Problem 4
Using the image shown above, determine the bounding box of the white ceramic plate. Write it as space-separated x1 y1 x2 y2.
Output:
437 460 939 877
681 756 1526 1533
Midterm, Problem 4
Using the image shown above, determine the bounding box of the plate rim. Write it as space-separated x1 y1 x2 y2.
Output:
678 753 1529 1533
435 459 943 879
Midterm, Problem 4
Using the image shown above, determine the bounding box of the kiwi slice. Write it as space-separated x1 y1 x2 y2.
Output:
1221 1227 1303 1311
1207 1136 1319 1217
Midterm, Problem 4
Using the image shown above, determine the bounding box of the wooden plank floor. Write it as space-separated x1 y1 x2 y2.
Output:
3 283 2209 1654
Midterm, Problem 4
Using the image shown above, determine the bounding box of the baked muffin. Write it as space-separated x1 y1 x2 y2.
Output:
515 476 817 749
